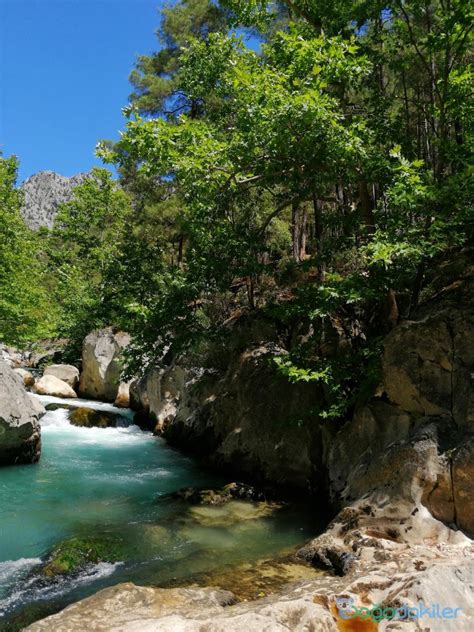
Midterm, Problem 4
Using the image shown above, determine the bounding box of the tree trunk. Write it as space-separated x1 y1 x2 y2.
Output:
358 179 375 236
291 201 301 262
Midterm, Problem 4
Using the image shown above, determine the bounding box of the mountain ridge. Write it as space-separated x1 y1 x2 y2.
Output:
21 170 90 230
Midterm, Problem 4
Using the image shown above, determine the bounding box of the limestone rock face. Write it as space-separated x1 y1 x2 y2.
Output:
324 262 474 536
130 365 185 432
21 171 89 230
0 359 44 465
44 364 79 390
161 343 324 489
79 329 130 402
382 259 474 427
26 548 474 631
13 368 35 387
33 375 78 399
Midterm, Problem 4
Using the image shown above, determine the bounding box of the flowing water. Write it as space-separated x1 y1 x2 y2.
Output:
0 396 323 628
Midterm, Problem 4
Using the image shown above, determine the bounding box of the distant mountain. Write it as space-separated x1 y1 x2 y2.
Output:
21 171 89 230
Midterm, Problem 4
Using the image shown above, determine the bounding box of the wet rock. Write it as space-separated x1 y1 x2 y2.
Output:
14 367 35 387
79 328 130 402
114 381 131 408
171 482 267 505
43 364 79 390
0 359 44 465
169 554 322 602
41 537 124 578
68 407 119 429
44 402 77 412
187 501 276 529
33 375 77 398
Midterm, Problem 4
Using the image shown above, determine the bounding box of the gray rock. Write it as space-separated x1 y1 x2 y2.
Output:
0 359 44 465
44 364 79 389
79 329 130 402
21 171 89 230
0 344 27 368
33 375 78 398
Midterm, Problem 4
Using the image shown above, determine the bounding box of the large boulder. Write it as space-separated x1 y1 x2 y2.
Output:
33 375 77 398
44 364 79 389
79 329 130 402
130 366 184 431
14 368 35 387
0 359 44 465
68 407 119 429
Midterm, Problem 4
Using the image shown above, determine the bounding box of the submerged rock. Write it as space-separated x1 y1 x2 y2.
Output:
186 501 276 529
68 407 119 429
41 536 124 578
33 375 77 398
171 482 267 505
79 328 130 402
43 364 79 390
168 554 322 602
0 359 44 465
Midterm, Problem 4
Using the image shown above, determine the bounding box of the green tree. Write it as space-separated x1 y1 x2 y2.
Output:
46 168 133 348
0 156 57 345
99 0 472 415
129 0 227 117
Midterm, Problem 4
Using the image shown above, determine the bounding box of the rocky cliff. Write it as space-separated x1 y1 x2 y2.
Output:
131 249 474 536
21 171 89 230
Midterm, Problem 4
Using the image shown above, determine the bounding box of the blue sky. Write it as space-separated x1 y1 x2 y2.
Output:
0 0 164 182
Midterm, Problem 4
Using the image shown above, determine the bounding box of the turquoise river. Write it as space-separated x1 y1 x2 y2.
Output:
0 396 322 629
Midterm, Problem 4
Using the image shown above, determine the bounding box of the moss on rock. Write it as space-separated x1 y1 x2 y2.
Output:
68 407 118 428
42 536 124 577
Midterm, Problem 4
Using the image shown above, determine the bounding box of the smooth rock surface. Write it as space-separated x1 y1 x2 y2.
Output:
26 545 474 631
0 359 44 465
33 375 78 398
79 328 130 402
44 364 79 389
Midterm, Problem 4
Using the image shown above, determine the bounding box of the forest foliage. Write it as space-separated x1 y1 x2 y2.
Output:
1 0 472 417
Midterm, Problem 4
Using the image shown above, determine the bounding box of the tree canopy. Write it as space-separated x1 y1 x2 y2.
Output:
1 0 472 417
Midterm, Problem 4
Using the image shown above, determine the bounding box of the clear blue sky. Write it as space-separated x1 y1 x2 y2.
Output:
0 0 164 183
